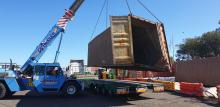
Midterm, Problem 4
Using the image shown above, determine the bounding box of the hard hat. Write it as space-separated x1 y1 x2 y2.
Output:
54 67 59 70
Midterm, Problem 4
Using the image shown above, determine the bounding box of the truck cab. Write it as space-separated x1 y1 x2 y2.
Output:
32 63 65 92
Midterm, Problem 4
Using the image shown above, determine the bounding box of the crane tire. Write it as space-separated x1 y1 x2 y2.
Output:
0 82 7 99
62 82 80 97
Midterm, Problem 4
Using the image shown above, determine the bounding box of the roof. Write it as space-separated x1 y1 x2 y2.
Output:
70 59 84 63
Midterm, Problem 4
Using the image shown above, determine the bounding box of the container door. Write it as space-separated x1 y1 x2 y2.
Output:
110 16 134 64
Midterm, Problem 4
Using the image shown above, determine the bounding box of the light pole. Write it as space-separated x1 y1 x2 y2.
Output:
172 33 175 59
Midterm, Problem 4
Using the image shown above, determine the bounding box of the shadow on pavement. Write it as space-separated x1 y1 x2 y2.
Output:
168 91 220 107
10 91 152 107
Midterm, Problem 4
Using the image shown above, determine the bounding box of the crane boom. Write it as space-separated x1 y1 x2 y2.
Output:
20 0 84 73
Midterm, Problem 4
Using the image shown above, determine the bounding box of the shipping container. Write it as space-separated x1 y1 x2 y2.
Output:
88 15 171 72
176 57 220 86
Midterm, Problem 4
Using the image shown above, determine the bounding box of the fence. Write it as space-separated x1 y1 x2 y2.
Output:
176 57 220 86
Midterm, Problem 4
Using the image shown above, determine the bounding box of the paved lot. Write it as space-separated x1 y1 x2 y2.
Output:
0 90 219 107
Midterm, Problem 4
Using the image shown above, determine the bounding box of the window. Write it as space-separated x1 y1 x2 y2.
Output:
46 66 62 76
34 66 45 76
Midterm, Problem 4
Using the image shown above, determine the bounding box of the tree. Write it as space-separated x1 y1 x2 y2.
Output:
176 31 220 60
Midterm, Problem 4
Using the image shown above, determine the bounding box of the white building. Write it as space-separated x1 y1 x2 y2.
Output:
0 63 20 71
68 60 84 75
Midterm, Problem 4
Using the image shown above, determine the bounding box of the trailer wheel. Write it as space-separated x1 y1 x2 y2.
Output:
62 82 80 96
0 82 7 99
129 93 141 98
95 86 100 94
108 90 113 96
101 87 107 96
89 84 95 93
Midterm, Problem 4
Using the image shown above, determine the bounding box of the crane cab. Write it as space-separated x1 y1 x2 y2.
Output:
31 63 82 96
32 63 65 93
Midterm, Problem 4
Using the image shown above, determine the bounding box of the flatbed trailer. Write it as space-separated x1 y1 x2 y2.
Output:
83 79 147 96
117 80 165 93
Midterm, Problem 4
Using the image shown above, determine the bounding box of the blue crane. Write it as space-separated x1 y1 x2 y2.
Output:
21 0 84 73
0 0 85 99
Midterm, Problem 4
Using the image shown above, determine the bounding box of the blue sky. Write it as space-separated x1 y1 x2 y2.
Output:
0 0 219 67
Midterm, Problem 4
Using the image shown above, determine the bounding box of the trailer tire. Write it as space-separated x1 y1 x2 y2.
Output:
95 86 100 94
129 93 141 98
62 82 80 96
101 87 107 96
108 90 113 96
0 82 7 99
89 84 96 93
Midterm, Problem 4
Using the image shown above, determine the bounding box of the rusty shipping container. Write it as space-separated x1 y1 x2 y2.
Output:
88 15 171 72
176 57 220 86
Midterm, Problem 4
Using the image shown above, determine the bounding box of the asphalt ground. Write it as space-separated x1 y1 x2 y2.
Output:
0 90 219 107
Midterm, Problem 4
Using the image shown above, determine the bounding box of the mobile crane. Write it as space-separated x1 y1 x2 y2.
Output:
0 0 84 99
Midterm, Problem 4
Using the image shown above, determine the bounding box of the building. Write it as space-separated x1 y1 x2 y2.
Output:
0 63 20 71
85 66 99 74
67 60 84 75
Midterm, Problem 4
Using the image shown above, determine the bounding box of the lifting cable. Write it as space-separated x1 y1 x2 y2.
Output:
137 0 162 23
90 0 162 41
125 0 132 15
105 0 109 28
90 0 107 40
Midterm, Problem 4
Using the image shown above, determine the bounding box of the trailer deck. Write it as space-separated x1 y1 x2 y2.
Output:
82 79 147 95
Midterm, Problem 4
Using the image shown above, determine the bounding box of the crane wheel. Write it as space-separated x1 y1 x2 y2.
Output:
62 82 80 96
101 87 107 96
0 82 7 99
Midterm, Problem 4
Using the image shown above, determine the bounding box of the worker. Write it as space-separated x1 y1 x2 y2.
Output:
51 67 59 75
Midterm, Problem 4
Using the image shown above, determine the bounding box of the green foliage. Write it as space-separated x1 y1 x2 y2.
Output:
177 31 220 60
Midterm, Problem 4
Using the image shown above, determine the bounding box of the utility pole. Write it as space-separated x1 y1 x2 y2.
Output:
172 33 175 59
